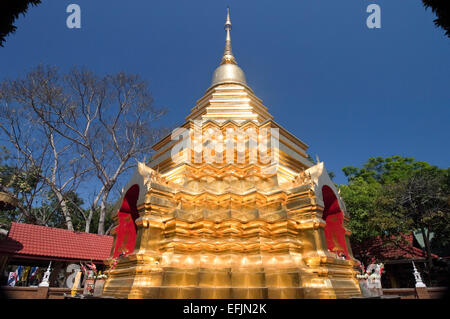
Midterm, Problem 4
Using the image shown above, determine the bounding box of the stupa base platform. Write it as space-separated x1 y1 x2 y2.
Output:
103 286 361 299
102 256 362 299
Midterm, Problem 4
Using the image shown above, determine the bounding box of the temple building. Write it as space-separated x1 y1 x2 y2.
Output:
102 9 362 299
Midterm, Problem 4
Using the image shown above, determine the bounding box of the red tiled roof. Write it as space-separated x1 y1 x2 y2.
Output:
0 222 113 262
352 233 438 262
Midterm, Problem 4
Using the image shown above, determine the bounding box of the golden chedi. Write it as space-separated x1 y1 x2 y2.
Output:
102 9 362 299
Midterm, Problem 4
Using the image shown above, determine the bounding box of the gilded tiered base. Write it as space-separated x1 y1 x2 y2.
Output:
102 161 361 299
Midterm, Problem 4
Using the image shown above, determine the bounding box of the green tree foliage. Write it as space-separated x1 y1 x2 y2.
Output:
342 156 431 184
0 147 40 195
388 167 450 267
0 0 41 47
46 190 114 233
1 146 114 233
422 0 450 38
340 156 449 277
0 146 43 226
0 164 41 196
340 177 383 243
341 156 429 242
46 191 84 230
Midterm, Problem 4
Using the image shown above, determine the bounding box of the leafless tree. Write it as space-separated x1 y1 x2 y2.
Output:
1 65 167 234
0 74 91 230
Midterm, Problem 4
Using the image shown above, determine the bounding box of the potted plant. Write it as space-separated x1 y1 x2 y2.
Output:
93 271 107 297
80 263 93 295
80 262 100 296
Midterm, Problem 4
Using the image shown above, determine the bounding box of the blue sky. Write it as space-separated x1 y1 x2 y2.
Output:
1 0 449 186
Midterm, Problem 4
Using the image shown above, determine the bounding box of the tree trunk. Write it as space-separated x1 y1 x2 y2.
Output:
84 207 93 233
420 226 433 284
84 190 103 233
97 191 109 235
54 190 74 231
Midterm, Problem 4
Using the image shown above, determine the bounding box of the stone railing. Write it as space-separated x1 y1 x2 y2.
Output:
1 286 83 299
382 287 447 299
2 285 446 299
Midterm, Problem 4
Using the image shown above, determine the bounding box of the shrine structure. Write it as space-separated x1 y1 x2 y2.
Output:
102 9 361 299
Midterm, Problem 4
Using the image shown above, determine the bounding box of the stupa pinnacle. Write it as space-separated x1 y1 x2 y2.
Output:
211 7 247 87
221 7 235 65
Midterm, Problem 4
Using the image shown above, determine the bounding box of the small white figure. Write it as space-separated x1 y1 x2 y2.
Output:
39 262 52 287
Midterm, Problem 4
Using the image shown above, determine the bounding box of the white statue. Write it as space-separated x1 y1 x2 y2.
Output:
412 261 426 288
357 262 384 297
39 262 52 287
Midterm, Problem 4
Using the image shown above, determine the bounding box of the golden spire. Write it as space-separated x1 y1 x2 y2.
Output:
221 7 237 65
210 7 247 88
